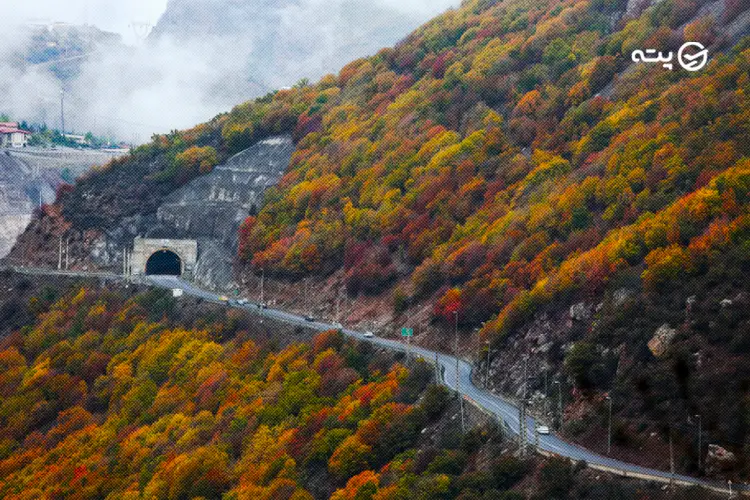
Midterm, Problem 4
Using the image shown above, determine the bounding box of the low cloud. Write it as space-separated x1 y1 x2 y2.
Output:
0 0 457 143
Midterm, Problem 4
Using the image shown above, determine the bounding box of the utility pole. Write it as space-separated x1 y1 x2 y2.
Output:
519 402 527 457
695 414 703 473
259 268 265 305
485 340 491 389
408 331 413 361
605 395 612 455
523 357 529 399
335 288 340 323
544 369 549 418
65 237 70 270
58 236 63 270
60 88 65 137
519 356 529 457
123 248 131 277
453 310 464 434
669 427 675 490
554 380 563 429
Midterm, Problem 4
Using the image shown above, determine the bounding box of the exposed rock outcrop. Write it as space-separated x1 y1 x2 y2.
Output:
151 136 294 289
705 444 737 477
0 148 126 260
38 136 294 289
613 289 634 308
570 302 591 322
647 324 678 358
156 136 294 245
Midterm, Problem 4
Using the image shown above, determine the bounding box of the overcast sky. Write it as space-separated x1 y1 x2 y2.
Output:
5 0 451 44
5 0 169 44
2 0 459 142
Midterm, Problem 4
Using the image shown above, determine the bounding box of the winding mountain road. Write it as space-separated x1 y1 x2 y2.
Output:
4 267 744 495
146 275 745 496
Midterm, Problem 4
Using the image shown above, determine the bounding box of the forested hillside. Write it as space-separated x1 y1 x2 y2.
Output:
0 284 439 498
0 281 708 499
8 0 750 477
20 0 749 328
235 0 749 337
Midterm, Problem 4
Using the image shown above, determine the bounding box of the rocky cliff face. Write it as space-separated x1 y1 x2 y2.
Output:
154 136 295 289
0 148 125 259
155 136 293 244
0 152 56 258
42 136 295 290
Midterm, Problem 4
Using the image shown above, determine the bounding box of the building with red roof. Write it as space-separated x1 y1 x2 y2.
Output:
0 122 31 148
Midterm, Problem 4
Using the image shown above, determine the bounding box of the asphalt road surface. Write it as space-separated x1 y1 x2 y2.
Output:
145 275 743 495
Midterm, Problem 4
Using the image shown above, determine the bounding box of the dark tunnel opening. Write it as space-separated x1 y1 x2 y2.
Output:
145 249 182 276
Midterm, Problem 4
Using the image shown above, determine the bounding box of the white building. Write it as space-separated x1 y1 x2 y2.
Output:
0 123 31 148
63 133 89 146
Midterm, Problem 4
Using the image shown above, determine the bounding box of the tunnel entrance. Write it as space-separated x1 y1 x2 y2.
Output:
145 249 182 276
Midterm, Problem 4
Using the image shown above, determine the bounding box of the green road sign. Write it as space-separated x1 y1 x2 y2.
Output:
401 328 413 337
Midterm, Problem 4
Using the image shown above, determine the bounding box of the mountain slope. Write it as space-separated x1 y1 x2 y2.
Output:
8 0 750 477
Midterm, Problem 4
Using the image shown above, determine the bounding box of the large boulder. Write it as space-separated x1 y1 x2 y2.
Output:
569 302 590 322
613 288 633 308
647 324 678 358
705 444 737 477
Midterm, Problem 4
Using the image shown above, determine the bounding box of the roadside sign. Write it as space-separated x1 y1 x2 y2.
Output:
401 327 413 337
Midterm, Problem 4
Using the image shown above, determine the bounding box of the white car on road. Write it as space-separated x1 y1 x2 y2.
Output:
363 331 375 338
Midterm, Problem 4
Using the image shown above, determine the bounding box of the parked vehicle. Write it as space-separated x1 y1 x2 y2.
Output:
537 426 550 435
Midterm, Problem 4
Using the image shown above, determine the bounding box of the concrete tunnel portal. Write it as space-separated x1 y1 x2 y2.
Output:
145 249 183 276
130 238 198 278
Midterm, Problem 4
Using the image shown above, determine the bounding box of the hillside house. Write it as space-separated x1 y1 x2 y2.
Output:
0 123 31 148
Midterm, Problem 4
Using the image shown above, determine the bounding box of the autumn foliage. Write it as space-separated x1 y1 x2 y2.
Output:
44 0 750 343
0 287 461 499
224 0 750 342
